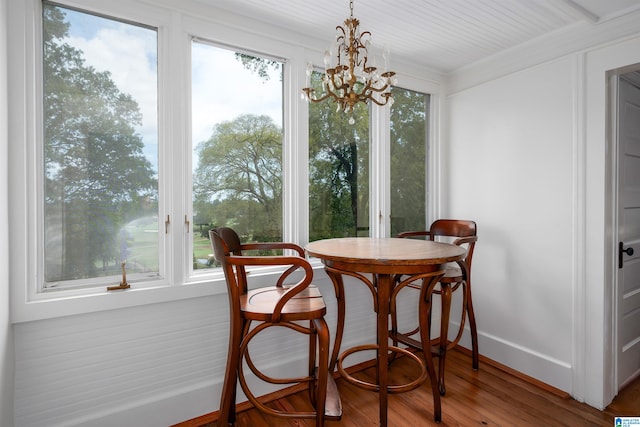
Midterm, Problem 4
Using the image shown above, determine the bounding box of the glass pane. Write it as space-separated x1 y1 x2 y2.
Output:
390 87 429 235
191 42 283 269
308 71 370 241
43 3 159 287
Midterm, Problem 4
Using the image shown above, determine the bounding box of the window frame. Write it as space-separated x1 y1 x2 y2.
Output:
7 0 442 323
40 1 164 292
388 85 433 236
187 38 288 278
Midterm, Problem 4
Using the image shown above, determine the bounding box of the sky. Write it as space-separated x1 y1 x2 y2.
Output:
62 6 283 173
191 42 283 145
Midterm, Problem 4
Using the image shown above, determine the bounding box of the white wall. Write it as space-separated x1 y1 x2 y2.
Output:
445 19 640 409
445 57 577 392
13 297 225 427
1 0 15 425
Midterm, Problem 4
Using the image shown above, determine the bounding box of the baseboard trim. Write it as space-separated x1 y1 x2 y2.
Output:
454 345 570 399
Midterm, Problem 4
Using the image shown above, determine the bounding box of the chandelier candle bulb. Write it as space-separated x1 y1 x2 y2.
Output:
305 62 313 89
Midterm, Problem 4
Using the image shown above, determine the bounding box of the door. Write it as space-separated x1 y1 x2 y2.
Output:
617 74 640 389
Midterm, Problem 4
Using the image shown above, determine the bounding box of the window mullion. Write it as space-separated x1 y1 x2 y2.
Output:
283 49 309 246
370 104 391 238
163 15 187 286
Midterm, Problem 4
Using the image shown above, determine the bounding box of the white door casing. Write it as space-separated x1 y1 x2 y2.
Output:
617 74 640 390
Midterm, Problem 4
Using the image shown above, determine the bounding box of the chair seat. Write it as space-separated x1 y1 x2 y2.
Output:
441 265 463 283
241 285 327 321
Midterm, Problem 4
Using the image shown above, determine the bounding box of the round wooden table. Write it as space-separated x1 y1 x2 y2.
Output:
306 237 466 426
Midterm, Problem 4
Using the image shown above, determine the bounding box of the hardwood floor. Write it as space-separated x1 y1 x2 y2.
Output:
178 348 640 427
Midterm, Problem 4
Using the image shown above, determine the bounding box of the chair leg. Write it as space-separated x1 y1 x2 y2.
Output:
218 370 236 426
438 283 452 396
419 274 442 423
389 285 399 351
218 319 245 426
466 280 479 371
314 317 330 427
326 269 346 373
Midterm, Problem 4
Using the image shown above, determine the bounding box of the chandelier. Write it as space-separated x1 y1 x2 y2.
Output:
302 0 397 114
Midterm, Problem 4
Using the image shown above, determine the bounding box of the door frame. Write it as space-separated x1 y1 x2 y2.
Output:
609 64 640 394
583 35 640 410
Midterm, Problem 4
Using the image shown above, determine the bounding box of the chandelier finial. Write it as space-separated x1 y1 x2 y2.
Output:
302 0 397 113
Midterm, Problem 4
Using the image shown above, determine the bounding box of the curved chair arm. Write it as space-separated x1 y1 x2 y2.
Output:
452 235 477 246
239 242 306 286
240 242 306 258
453 235 477 279
396 230 431 239
226 255 314 322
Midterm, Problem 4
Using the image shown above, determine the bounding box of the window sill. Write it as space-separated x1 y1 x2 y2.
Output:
11 262 324 324
11 279 227 324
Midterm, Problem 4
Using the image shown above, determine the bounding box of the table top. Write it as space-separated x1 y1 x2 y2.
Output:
305 237 465 274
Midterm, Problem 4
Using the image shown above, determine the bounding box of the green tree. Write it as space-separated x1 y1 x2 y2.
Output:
233 60 428 240
43 4 157 281
234 53 280 81
390 88 428 234
193 114 282 240
308 71 370 240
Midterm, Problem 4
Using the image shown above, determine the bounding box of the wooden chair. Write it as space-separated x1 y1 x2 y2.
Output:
210 227 341 426
390 219 478 396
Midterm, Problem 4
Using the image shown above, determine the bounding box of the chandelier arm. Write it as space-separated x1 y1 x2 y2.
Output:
356 31 371 52
366 83 391 93
336 26 346 46
308 92 334 103
368 96 390 107
327 90 340 103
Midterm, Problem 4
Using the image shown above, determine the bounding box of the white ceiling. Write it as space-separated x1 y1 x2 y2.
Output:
194 0 640 73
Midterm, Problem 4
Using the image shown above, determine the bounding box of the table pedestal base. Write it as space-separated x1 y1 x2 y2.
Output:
337 344 428 393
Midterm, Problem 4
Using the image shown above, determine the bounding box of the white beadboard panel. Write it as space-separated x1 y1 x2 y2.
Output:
12 269 420 426
191 0 640 73
14 296 226 427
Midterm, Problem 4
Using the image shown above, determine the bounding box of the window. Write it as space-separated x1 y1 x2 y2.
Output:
308 70 370 240
307 72 430 240
191 42 284 270
42 2 159 290
390 87 429 235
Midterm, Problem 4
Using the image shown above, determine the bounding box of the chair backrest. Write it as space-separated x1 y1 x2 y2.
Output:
396 219 478 277
429 219 477 275
429 219 476 241
212 226 243 255
210 227 249 298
